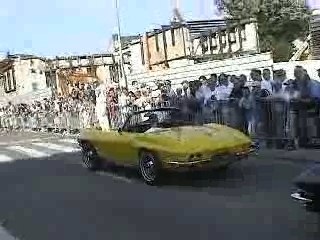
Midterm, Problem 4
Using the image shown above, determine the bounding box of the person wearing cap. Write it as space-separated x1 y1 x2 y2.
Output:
273 69 287 94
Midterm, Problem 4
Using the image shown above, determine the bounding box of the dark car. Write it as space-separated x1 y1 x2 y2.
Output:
291 164 320 212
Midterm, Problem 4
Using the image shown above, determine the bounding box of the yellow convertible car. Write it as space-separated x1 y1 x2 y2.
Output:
78 107 253 185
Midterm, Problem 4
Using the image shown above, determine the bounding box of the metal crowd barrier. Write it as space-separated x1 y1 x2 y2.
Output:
107 98 320 149
0 108 97 134
2 97 320 149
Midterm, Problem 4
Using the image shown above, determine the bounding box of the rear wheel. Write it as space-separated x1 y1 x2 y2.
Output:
139 151 161 185
81 144 101 171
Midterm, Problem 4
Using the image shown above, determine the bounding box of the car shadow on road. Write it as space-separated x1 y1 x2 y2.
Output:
160 165 248 189
99 160 251 190
0 152 246 188
0 152 266 193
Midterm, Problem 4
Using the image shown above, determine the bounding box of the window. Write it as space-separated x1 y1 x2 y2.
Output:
7 71 12 91
171 28 175 46
210 33 218 48
221 32 227 45
87 67 92 75
109 65 119 83
240 25 247 40
87 66 97 77
4 69 16 93
45 71 57 89
229 29 237 43
32 82 38 91
140 41 145 65
155 34 159 52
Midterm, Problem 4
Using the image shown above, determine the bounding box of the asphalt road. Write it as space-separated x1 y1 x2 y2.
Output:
0 131 319 240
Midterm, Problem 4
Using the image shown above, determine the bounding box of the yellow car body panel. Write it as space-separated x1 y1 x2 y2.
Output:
79 123 252 169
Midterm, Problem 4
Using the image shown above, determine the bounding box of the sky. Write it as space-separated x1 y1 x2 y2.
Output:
0 0 219 57
1 0 318 57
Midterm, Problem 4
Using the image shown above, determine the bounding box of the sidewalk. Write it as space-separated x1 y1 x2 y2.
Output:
258 148 320 163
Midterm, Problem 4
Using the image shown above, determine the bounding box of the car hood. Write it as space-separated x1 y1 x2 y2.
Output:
133 123 251 154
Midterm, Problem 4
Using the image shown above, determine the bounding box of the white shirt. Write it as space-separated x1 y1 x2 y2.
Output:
214 85 231 100
181 88 191 98
261 79 273 93
228 82 234 91
119 93 129 108
134 96 148 108
195 89 203 101
199 85 213 104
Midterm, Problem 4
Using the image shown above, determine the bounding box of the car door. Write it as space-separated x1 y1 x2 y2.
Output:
93 130 136 166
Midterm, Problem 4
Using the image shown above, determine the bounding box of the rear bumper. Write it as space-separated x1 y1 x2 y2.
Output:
291 191 313 204
291 190 320 212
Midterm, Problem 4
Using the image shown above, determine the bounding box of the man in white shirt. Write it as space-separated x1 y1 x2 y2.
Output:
261 68 274 94
95 82 110 131
196 76 213 105
214 74 232 101
181 80 191 98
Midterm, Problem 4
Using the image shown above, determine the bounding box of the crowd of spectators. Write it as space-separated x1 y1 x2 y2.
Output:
1 66 320 139
116 66 320 111
0 82 97 132
111 66 320 135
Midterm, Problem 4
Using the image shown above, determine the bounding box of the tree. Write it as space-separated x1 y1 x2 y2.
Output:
224 0 311 62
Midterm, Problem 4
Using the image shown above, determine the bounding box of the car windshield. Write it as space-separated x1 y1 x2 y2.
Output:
123 108 195 133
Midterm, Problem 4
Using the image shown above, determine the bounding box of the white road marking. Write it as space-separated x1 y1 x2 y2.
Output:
0 154 14 162
0 225 17 240
33 142 79 153
96 171 132 184
0 138 42 146
6 146 48 158
59 138 78 144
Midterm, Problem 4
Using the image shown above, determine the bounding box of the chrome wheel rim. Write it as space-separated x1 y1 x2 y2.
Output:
140 154 156 182
83 150 94 168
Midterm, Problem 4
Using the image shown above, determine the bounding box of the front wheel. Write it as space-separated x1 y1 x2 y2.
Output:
139 151 161 185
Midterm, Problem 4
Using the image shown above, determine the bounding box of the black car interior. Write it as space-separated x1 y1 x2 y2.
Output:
122 109 191 133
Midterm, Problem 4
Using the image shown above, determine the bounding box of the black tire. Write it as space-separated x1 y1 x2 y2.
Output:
138 151 161 185
82 146 100 171
305 199 320 212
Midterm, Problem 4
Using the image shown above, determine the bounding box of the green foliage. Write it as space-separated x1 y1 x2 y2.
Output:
225 0 311 62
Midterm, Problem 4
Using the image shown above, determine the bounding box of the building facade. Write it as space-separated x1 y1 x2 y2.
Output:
114 18 261 87
0 53 117 104
49 54 115 96
0 55 49 104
